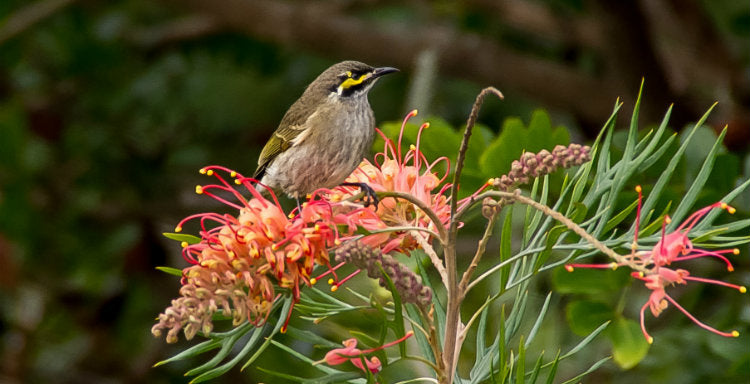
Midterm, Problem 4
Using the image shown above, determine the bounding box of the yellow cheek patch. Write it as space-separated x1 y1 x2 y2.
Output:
339 73 372 90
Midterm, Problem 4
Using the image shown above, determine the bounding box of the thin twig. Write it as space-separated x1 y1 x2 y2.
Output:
442 87 503 384
419 305 446 382
487 190 644 272
457 212 498 298
411 231 449 289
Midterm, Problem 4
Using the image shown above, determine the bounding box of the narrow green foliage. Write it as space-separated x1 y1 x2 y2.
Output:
523 178 541 247
543 350 561 384
378 263 409 357
669 128 727 227
163 232 201 244
498 306 508 383
516 336 526 384
499 209 514 293
602 198 639 234
696 177 750 230
155 266 183 277
639 103 717 222
559 356 611 384
534 225 566 273
525 293 552 349
190 298 292 383
561 322 610 359
527 352 545 384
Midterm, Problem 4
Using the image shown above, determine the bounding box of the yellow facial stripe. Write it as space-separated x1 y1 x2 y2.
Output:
339 73 372 90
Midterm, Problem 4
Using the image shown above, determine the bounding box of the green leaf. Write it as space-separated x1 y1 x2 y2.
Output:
155 266 183 277
516 336 526 384
607 317 650 369
377 263 408 357
544 350 561 384
525 293 552 348
498 306 508 383
561 321 610 359
551 266 630 295
533 225 566 273
499 209 513 293
190 297 291 382
559 356 611 384
163 232 202 244
479 109 569 177
153 338 223 367
566 300 614 336
639 103 717 223
283 326 341 349
670 127 726 227
603 198 638 234
527 352 545 384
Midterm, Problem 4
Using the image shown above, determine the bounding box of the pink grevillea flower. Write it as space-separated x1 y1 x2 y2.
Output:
631 266 745 343
152 166 352 342
566 186 746 343
327 110 485 253
320 331 414 374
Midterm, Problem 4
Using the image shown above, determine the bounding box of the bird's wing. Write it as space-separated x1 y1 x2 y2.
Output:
253 98 318 180
253 124 305 179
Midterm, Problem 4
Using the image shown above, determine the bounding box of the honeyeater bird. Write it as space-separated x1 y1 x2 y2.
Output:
253 60 398 206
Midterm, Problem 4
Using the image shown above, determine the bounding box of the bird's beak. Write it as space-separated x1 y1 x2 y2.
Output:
372 67 399 78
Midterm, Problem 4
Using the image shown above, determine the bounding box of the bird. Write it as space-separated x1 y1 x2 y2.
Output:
253 60 398 208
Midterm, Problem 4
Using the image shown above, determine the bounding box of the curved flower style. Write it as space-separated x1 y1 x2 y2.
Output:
327 110 478 253
152 166 350 342
566 186 746 343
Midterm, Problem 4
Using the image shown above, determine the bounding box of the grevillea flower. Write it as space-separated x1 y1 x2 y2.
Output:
327 110 483 253
320 331 414 374
152 166 352 342
566 186 746 343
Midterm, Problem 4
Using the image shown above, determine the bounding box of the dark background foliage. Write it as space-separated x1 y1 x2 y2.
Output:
0 0 748 382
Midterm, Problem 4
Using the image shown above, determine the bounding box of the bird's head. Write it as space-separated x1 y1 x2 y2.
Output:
312 61 399 99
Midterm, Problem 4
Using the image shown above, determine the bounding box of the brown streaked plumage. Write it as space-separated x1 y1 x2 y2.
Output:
254 61 398 200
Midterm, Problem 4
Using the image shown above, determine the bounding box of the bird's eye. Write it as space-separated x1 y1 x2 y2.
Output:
345 71 353 78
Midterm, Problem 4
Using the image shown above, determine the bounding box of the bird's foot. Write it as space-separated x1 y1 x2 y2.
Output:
342 182 379 207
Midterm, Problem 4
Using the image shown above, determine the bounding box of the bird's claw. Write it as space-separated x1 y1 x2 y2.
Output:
342 182 379 207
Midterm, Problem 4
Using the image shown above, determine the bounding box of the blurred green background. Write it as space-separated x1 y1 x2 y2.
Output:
1 0 749 383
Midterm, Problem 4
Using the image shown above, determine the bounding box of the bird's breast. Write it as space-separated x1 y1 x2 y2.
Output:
263 97 376 198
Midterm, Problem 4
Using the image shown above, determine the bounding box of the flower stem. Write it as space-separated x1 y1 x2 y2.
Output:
459 212 498 297
442 87 504 384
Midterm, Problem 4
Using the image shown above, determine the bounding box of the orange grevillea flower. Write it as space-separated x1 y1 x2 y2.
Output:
152 166 351 342
566 186 746 343
327 110 484 253
320 331 414 374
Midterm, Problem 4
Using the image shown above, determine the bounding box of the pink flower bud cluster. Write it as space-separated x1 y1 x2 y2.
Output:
483 144 591 217
335 240 432 309
491 144 591 191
